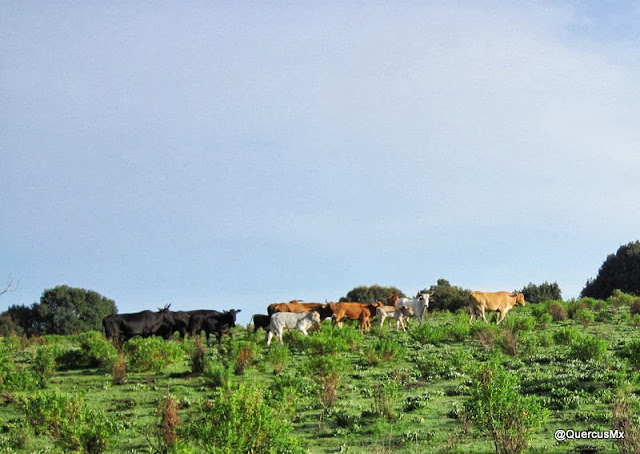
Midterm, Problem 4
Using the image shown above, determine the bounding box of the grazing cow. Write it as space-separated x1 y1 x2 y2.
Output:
189 309 241 346
376 305 414 332
394 293 431 323
155 310 191 340
266 301 332 323
251 314 271 332
326 301 384 332
102 305 175 349
469 291 526 324
267 300 301 316
267 311 321 345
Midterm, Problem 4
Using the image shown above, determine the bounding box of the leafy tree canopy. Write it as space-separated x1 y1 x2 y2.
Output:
340 285 405 303
419 278 471 312
581 240 640 299
520 281 562 304
0 285 117 336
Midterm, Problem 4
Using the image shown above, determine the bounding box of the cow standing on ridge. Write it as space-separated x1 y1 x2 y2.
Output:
102 305 175 349
469 291 526 324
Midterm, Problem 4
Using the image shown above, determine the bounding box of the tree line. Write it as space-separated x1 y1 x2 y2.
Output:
1 240 639 337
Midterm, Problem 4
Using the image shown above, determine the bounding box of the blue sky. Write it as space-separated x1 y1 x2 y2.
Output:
2 1 639 325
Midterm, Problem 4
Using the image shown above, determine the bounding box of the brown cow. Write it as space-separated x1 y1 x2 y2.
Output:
267 300 301 316
469 291 526 324
327 301 384 332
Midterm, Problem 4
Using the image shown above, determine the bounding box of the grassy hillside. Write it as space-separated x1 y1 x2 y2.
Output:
1 295 639 453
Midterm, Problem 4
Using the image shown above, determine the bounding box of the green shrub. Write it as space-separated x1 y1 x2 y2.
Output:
230 341 260 375
0 355 38 392
18 390 119 453
180 383 304 453
32 346 56 388
618 338 640 370
301 325 354 354
569 334 608 361
203 362 233 389
124 337 185 373
446 312 471 340
536 313 553 327
373 381 400 420
267 343 291 374
465 362 549 454
553 326 580 345
503 316 536 333
366 337 405 365
574 309 596 327
611 388 640 454
57 331 118 370
410 323 446 344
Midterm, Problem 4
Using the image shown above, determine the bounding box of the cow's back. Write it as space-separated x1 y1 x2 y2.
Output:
470 291 514 311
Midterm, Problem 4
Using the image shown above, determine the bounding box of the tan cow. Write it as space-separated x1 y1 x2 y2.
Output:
469 291 526 324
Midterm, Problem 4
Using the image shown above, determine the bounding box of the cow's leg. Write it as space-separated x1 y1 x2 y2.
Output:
277 329 284 344
266 331 273 345
480 308 488 323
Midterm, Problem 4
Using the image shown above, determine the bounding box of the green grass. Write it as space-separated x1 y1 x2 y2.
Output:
1 304 639 453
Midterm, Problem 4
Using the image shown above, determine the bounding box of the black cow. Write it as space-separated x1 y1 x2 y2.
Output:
102 305 175 349
189 309 241 346
250 314 271 332
156 310 192 340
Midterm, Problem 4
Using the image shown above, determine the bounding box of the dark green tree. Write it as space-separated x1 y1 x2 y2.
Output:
581 240 640 299
340 285 405 303
520 282 562 304
419 279 470 312
32 285 117 335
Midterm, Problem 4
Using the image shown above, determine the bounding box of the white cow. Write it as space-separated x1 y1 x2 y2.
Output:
266 311 321 345
376 305 414 332
394 293 431 323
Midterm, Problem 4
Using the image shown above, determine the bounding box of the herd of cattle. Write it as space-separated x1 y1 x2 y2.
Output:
101 291 527 348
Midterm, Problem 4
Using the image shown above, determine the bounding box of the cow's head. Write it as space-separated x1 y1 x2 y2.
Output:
310 311 321 324
158 304 176 325
225 309 241 327
515 293 526 306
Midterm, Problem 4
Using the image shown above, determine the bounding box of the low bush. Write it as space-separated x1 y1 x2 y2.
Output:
56 332 117 370
445 312 472 340
230 341 260 375
465 362 549 454
366 337 405 365
18 390 120 453
411 323 446 344
548 301 567 321
618 338 640 370
611 388 640 454
32 346 56 388
191 338 206 374
180 383 304 453
267 343 291 374
0 354 37 392
569 334 608 361
553 326 581 346
574 309 596 327
124 337 185 373
203 362 233 389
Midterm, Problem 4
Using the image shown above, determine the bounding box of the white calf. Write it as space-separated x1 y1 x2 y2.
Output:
395 293 431 323
267 311 321 345
376 305 413 331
